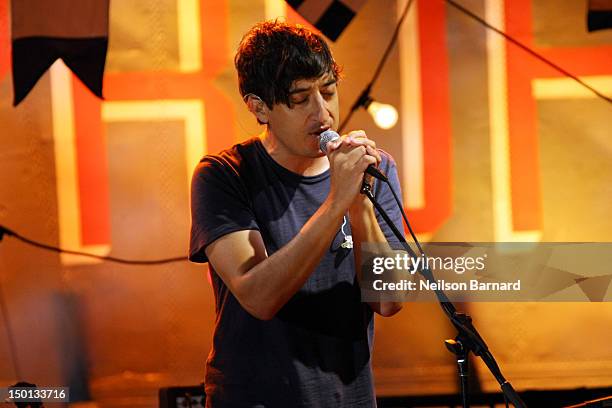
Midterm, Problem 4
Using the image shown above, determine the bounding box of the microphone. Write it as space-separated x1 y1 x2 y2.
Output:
319 129 388 182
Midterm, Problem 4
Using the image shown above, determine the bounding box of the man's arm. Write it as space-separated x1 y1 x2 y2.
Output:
205 200 344 320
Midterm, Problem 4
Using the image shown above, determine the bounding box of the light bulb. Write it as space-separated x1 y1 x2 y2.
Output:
367 101 398 130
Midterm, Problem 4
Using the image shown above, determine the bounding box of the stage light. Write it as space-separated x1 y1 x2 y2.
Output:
341 86 399 132
366 101 398 130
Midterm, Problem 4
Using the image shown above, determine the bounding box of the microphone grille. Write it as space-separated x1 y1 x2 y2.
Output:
319 129 340 153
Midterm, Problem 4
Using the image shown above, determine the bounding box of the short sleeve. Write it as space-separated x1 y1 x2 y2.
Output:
372 151 405 245
189 156 260 263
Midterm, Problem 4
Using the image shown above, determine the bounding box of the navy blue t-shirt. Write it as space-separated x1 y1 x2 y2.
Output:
189 137 403 408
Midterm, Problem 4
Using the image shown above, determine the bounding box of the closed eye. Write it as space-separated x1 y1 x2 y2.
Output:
291 96 308 105
290 84 337 106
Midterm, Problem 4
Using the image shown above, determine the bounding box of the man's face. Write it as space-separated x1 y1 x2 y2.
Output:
265 72 339 158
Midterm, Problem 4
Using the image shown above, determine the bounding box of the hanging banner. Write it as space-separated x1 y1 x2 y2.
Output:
285 0 367 40
587 0 612 31
11 0 109 106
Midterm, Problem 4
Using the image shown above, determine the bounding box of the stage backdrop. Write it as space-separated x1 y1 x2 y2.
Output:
0 0 611 406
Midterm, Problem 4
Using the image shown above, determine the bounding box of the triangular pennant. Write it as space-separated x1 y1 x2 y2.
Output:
587 0 612 32
11 0 109 106
286 0 367 41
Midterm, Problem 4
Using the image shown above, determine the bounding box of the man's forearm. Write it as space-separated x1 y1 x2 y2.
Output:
235 198 346 320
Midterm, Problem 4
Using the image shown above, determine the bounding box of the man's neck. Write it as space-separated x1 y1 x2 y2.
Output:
261 132 329 177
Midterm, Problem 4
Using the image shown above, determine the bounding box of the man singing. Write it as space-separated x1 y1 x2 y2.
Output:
189 21 404 407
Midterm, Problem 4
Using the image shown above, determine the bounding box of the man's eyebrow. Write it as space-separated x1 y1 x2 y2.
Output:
289 86 311 95
322 79 337 87
289 79 337 95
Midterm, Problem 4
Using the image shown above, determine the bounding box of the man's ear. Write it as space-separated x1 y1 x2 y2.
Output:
245 95 269 124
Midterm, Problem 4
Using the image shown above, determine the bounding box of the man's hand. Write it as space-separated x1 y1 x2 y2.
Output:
325 130 381 213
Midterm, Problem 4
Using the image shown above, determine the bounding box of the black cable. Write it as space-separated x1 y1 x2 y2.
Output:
0 227 22 380
0 225 187 265
340 0 610 135
368 180 526 407
367 0 415 98
386 180 425 257
339 0 415 133
446 0 612 104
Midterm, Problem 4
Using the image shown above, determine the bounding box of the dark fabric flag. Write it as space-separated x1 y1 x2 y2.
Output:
286 0 367 41
11 0 109 106
587 0 612 31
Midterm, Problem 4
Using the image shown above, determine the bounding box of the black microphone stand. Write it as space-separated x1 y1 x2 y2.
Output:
360 183 526 408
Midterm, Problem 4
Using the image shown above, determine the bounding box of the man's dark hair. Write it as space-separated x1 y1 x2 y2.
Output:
234 21 342 109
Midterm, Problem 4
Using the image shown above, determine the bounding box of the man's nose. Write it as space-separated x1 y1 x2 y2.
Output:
311 92 331 123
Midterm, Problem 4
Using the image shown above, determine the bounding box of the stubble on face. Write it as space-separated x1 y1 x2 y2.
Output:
269 74 339 154
262 73 340 175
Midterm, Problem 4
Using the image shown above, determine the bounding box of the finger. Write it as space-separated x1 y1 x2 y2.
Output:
326 139 342 153
365 145 382 165
342 139 380 165
340 131 366 146
337 138 361 153
346 136 377 151
348 145 369 166
346 130 367 141
357 153 378 171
